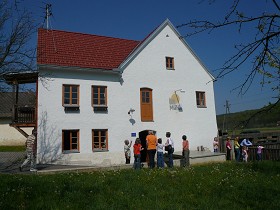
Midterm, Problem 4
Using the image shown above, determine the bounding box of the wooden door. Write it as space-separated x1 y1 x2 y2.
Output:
140 88 153 121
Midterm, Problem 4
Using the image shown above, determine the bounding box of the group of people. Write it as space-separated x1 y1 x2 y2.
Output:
225 136 265 162
124 131 190 169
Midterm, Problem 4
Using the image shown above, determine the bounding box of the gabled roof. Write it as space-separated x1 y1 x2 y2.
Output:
118 19 215 80
0 92 36 118
37 19 214 80
37 29 140 70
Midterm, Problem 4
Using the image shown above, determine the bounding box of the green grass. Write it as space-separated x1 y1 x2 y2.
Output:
0 145 25 152
0 161 280 209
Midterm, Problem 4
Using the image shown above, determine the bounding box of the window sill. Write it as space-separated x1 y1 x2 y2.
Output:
93 106 108 112
166 68 175 70
63 150 80 154
63 105 80 111
197 105 207 108
92 149 108 152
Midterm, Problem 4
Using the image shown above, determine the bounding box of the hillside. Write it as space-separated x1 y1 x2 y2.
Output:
216 102 280 131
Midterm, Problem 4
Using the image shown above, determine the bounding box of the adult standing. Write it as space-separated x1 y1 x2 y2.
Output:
146 130 157 168
124 140 132 164
240 138 252 160
182 135 190 167
226 137 232 161
234 137 241 162
20 128 37 172
165 132 174 168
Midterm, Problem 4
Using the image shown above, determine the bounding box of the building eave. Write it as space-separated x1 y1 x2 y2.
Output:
38 64 121 75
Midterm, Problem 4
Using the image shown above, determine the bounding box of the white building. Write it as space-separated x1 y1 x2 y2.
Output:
36 19 217 165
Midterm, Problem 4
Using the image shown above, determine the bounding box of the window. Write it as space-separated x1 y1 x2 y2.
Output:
140 88 153 121
62 130 79 152
63 85 79 106
92 129 108 151
196 91 206 107
92 86 107 106
166 57 174 69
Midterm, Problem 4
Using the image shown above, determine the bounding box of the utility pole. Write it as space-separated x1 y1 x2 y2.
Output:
222 100 231 134
45 4 52 30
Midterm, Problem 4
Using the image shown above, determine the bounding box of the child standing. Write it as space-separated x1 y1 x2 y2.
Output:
213 137 219 153
156 138 164 168
257 145 265 161
133 138 142 169
124 140 132 164
242 146 248 162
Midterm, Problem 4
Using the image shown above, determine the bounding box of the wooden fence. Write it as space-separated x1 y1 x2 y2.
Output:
219 132 280 161
248 145 280 161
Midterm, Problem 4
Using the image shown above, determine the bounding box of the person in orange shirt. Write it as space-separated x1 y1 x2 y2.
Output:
133 138 143 169
146 130 157 168
182 135 190 167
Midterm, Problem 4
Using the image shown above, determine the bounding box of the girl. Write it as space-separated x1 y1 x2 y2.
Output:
133 138 143 169
242 146 248 162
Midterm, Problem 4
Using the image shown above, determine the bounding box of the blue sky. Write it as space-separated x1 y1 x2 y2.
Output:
21 0 278 115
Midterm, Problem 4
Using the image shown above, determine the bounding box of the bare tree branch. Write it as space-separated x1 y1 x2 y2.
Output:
177 1 280 97
0 1 37 90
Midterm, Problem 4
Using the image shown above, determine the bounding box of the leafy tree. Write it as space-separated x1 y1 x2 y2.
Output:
177 0 279 101
0 1 36 91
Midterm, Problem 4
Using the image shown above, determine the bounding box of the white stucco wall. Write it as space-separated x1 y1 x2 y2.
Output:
0 119 32 145
37 23 217 165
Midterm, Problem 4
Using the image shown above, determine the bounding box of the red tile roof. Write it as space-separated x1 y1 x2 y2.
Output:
37 28 140 70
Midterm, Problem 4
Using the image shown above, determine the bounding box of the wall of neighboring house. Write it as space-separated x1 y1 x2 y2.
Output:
37 23 217 165
0 118 32 145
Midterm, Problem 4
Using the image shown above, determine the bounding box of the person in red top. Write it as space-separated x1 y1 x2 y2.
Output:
182 135 190 167
226 137 232 161
133 138 143 169
146 130 157 168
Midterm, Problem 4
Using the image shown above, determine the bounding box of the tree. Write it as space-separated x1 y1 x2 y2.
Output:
0 1 37 91
177 0 279 100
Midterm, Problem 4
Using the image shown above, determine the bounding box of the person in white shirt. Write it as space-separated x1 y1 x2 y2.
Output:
156 138 165 168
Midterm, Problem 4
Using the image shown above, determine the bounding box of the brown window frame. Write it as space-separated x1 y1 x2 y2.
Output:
166 57 174 70
62 84 80 107
92 129 108 151
62 129 80 153
92 85 107 107
196 91 207 108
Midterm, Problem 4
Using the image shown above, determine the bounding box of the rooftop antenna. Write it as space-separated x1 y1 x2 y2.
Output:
45 3 52 30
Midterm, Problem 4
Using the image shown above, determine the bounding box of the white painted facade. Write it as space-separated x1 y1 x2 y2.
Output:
37 20 217 165
0 119 32 145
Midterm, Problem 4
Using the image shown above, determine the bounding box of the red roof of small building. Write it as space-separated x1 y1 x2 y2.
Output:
37 28 140 70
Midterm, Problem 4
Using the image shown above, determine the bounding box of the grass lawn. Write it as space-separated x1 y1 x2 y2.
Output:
0 145 25 152
0 161 279 209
